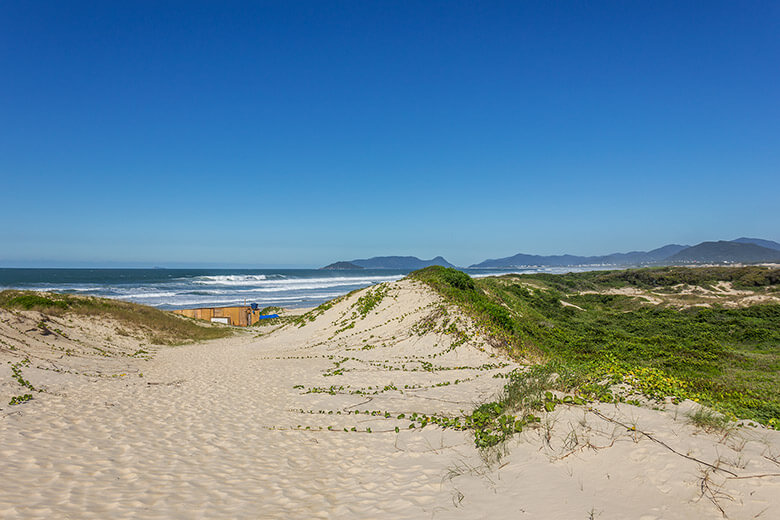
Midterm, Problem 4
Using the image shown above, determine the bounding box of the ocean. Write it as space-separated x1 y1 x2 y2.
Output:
0 267 600 310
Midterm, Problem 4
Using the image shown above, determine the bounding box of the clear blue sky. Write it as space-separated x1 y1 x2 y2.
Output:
1 1 778 267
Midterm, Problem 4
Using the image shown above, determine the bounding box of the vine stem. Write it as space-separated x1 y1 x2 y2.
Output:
588 408 738 477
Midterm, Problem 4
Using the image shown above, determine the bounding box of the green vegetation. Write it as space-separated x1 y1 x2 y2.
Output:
411 266 780 430
666 240 780 264
353 284 388 318
0 290 232 344
289 296 346 327
3 293 70 310
8 359 39 405
259 306 282 315
512 265 780 292
10 359 37 392
250 307 289 327
9 394 33 406
688 407 730 433
286 376 584 449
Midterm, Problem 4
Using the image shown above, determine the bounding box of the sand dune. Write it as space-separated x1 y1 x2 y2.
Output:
1 279 779 518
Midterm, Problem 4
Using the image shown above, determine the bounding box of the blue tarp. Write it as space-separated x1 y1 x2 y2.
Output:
257 314 279 320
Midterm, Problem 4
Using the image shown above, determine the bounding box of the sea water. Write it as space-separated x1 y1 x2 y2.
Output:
0 267 598 309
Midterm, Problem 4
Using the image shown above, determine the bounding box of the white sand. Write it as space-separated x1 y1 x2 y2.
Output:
1 279 779 518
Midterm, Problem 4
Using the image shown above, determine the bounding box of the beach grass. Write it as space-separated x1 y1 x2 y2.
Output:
0 290 232 344
688 406 730 433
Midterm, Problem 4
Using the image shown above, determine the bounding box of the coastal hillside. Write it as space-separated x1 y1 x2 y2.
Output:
470 238 780 268
323 255 455 269
734 237 780 251
667 240 780 263
470 243 689 268
320 261 363 270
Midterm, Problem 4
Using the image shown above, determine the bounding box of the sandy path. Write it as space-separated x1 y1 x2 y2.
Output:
0 281 509 518
2 279 779 519
1 336 469 518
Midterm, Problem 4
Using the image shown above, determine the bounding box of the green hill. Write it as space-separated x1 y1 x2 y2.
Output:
410 265 780 428
667 241 780 263
321 261 363 270
334 255 455 269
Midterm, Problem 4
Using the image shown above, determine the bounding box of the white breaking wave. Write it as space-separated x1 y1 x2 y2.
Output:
192 274 268 284
471 270 535 278
32 286 102 293
129 293 345 307
196 281 396 293
113 291 181 299
191 275 401 288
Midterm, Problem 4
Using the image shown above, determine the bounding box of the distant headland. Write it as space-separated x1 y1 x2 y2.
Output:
321 261 364 270
320 256 455 270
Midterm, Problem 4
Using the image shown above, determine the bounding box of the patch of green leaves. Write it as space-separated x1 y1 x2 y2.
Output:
9 394 33 405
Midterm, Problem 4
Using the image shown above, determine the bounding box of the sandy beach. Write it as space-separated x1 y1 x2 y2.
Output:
2 279 779 519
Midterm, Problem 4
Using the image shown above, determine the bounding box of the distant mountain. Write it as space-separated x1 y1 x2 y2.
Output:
321 261 363 270
345 256 455 270
472 253 586 268
326 238 780 271
598 244 689 265
732 237 780 251
470 244 689 268
666 241 780 264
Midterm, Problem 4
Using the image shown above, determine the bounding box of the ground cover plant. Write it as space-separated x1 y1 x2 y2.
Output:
0 290 232 344
411 266 780 430
509 265 780 292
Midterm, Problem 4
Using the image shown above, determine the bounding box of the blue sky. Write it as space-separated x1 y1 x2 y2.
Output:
1 1 778 267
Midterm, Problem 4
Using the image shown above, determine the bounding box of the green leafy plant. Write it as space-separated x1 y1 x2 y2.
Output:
9 394 33 405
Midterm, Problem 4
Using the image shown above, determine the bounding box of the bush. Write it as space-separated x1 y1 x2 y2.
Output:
410 266 780 428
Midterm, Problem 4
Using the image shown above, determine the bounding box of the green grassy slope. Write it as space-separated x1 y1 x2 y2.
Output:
411 266 780 428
